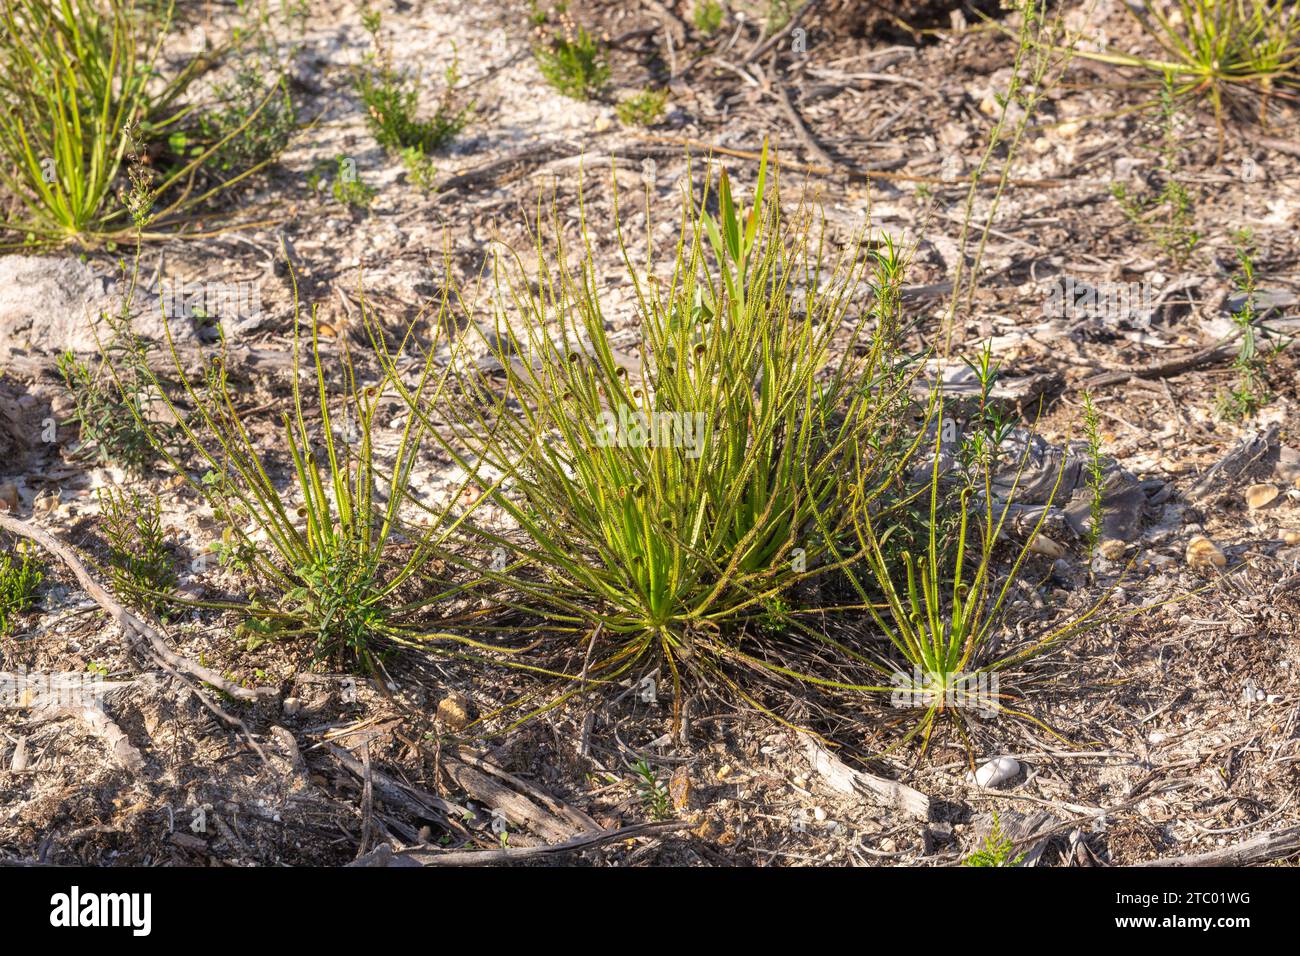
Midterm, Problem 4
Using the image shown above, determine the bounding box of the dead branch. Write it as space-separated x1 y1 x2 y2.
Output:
801 734 932 820
327 742 470 823
43 704 145 773
0 673 134 709
769 62 839 170
742 0 824 65
631 132 1089 188
348 820 688 867
1131 824 1300 867
1082 341 1240 389
453 748 602 834
1 343 309 382
0 512 272 703
442 757 578 844
642 0 687 46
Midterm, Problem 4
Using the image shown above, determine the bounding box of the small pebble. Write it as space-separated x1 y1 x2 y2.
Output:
10 737 28 772
1029 535 1065 558
1245 482 1279 510
1098 538 1127 561
1090 556 1117 575
436 692 474 731
974 756 1020 788
1185 535 1226 569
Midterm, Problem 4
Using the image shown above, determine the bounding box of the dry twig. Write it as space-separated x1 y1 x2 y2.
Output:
349 820 688 867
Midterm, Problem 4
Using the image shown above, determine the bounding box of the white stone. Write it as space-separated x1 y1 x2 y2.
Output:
974 756 1020 788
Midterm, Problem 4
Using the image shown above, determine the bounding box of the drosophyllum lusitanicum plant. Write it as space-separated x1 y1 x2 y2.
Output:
374 143 923 727
101 249 498 675
385 142 1123 747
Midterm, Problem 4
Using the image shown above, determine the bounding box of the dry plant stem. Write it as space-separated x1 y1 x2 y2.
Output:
642 0 687 46
340 729 613 848
327 742 470 821
742 0 825 65
1246 131 1300 158
948 0 1075 339
1083 336 1241 388
0 512 271 704
349 820 688 867
0 675 134 708
452 747 602 833
358 741 374 857
0 343 334 382
768 58 838 169
442 759 580 843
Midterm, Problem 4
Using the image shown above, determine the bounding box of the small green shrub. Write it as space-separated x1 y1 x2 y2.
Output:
1110 76 1200 267
1081 1 1300 129
526 1 552 27
957 343 1017 481
186 67 297 175
356 68 471 156
0 542 42 637
356 12 472 157
632 759 672 821
617 89 668 127
1216 228 1279 420
693 1 725 35
838 354 1114 751
534 17 609 100
963 813 1026 867
1081 391 1105 555
59 307 178 475
763 0 799 35
308 156 376 209
0 0 163 241
98 486 177 616
60 352 149 473
384 145 910 717
400 146 439 192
